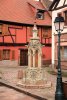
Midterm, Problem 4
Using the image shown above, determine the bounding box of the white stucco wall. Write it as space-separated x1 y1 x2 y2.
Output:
52 2 67 66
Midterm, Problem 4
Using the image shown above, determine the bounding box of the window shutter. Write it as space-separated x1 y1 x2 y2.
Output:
65 11 67 25
0 24 2 34
0 50 2 60
12 50 15 60
42 28 48 38
2 24 8 35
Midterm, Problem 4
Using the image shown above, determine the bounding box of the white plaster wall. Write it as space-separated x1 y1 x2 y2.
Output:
52 3 67 66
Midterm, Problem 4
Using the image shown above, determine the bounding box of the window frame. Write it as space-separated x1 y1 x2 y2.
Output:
60 46 67 59
64 10 67 26
36 10 44 20
3 49 10 60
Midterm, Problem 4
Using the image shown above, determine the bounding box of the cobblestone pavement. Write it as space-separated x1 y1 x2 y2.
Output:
0 86 37 100
0 67 67 100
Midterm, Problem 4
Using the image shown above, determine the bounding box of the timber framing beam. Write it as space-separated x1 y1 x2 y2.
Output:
0 42 51 47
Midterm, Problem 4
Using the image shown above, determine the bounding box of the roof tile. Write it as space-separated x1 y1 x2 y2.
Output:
0 0 51 26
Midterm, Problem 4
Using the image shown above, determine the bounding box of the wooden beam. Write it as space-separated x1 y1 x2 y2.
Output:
26 26 27 43
53 0 60 10
51 4 67 11
63 0 66 6
0 43 28 46
8 28 15 43
49 0 60 11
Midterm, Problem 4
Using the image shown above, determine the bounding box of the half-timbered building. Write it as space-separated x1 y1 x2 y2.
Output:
0 0 52 67
49 0 67 69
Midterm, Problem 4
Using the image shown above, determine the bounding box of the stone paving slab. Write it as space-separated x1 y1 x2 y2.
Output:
0 79 47 100
0 86 37 100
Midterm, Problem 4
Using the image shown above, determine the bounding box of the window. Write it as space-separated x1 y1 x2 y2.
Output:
37 12 43 19
64 11 67 25
2 24 9 35
64 47 67 58
3 49 10 60
60 46 67 59
0 24 2 34
42 28 48 38
0 24 9 35
36 10 44 19
60 46 64 58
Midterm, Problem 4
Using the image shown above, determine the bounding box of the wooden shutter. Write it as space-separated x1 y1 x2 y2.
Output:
0 50 2 60
65 11 67 25
12 50 15 60
2 24 8 35
0 24 2 34
42 28 48 38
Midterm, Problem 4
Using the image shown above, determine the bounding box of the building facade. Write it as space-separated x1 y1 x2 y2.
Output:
49 0 67 69
0 0 52 67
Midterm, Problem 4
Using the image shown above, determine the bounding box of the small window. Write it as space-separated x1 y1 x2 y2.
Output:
42 28 48 38
37 12 43 19
60 46 67 59
64 11 67 25
36 10 44 20
64 47 67 58
0 24 9 35
2 24 9 35
60 46 64 59
3 49 10 60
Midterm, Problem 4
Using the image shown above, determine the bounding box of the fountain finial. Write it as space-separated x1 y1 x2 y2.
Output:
33 22 38 38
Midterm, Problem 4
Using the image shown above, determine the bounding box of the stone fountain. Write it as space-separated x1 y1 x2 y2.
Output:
17 23 51 88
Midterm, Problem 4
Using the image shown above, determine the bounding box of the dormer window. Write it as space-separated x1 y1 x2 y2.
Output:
36 10 44 20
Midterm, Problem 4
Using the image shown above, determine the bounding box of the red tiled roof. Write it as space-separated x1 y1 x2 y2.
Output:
28 0 45 10
0 0 51 26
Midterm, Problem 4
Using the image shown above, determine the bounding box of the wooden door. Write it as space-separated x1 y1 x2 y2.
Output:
20 49 28 66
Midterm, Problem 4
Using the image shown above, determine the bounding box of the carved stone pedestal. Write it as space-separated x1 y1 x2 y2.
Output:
17 68 52 89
